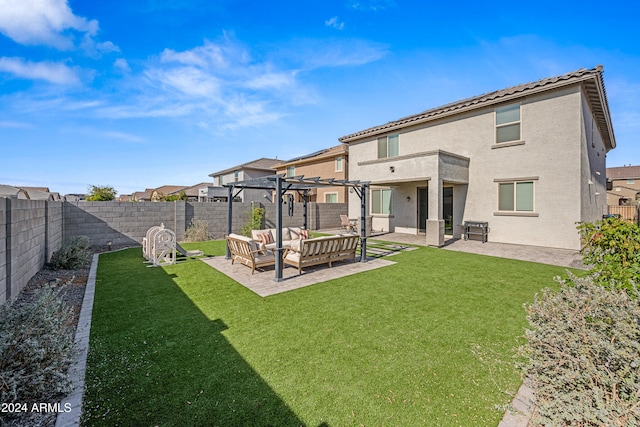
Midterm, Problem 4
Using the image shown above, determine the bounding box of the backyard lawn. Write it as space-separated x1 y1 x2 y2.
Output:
82 240 572 426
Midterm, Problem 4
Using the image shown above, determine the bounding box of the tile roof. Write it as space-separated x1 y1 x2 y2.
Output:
208 157 284 177
339 65 615 151
181 182 211 197
277 144 348 168
153 185 187 195
607 165 640 180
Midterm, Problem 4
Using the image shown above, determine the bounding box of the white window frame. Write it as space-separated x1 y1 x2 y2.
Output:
495 103 521 144
324 192 338 203
496 180 535 213
377 134 399 159
371 188 392 215
234 171 239 182
287 166 295 177
335 156 343 172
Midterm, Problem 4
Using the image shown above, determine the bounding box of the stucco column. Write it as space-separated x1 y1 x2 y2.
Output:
426 176 444 247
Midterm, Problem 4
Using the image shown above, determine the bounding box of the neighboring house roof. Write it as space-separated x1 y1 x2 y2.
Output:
607 165 640 180
22 188 54 200
0 184 29 199
153 185 187 196
180 182 211 198
208 158 284 177
276 144 348 168
0 185 58 200
133 189 154 201
339 65 616 151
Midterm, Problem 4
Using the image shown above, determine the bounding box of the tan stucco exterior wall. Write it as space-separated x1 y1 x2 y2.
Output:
275 154 348 203
349 85 607 250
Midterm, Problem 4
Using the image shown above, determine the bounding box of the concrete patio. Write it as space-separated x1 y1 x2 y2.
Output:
201 255 397 297
353 230 585 269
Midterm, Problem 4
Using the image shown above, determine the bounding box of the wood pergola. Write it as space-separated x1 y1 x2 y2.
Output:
224 174 370 282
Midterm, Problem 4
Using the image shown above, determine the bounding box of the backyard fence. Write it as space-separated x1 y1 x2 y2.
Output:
608 205 640 224
1 199 347 305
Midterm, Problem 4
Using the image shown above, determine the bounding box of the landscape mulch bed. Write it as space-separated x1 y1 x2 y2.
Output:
2 246 130 427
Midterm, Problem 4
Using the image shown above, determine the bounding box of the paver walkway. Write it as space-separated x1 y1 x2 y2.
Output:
201 255 396 297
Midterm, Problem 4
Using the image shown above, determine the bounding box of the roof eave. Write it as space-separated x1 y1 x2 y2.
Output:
339 68 616 148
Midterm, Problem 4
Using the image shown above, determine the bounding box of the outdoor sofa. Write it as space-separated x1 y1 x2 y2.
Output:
251 227 308 250
283 234 360 274
226 233 275 274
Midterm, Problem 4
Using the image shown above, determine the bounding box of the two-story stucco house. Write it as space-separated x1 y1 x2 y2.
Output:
273 144 349 203
341 66 615 250
607 165 640 206
203 158 284 202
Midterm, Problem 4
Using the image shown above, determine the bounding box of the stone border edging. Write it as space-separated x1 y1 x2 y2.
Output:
55 254 99 427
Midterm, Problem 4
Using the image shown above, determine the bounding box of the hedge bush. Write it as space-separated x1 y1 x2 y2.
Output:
0 285 75 405
577 217 640 292
183 219 210 242
520 274 640 426
48 236 91 270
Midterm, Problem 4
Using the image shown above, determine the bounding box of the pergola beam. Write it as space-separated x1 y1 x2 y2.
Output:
224 174 371 282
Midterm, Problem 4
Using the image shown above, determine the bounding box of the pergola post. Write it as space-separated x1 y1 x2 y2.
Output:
274 175 284 282
302 189 308 230
360 183 368 262
225 185 233 260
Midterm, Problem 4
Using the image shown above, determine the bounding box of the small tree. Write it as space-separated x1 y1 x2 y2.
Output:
159 191 187 202
86 185 117 201
241 207 265 237
577 217 640 292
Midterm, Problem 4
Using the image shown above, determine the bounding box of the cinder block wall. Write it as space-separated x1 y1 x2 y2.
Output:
0 199 7 304
47 201 63 261
62 201 347 245
0 199 64 304
63 201 188 247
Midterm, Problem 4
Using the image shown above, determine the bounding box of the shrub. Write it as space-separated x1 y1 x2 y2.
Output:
183 219 210 242
48 236 91 270
577 217 640 292
241 207 265 237
520 274 640 426
0 285 75 405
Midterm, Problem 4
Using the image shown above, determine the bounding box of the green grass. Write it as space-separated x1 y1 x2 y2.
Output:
82 241 574 426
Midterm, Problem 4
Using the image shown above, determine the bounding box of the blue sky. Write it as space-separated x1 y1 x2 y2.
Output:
1 0 638 196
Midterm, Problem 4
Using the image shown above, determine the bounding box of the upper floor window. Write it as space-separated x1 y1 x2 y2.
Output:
378 134 399 159
324 192 338 203
287 166 295 177
627 179 635 185
495 103 521 144
335 156 343 172
498 181 534 212
234 171 239 182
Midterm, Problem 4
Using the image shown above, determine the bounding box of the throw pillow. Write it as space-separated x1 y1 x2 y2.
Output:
258 232 273 245
300 229 309 240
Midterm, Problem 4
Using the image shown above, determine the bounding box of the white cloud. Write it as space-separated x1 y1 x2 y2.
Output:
348 0 396 11
0 0 99 49
161 42 230 69
0 57 81 85
325 16 345 31
104 131 147 143
245 71 297 90
145 66 222 98
0 120 32 129
114 58 131 73
290 38 389 69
